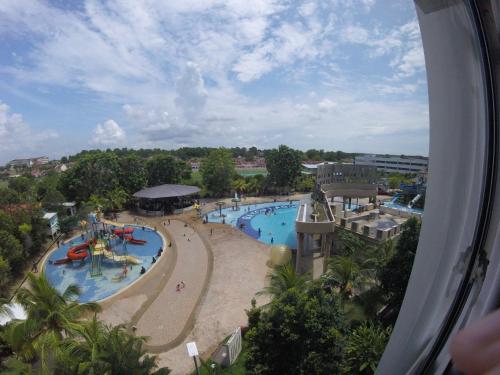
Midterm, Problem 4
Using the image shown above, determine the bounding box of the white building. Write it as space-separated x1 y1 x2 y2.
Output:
43 212 59 239
354 154 428 174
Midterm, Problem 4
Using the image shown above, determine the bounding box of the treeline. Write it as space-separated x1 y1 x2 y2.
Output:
243 218 421 374
0 176 56 296
63 146 356 163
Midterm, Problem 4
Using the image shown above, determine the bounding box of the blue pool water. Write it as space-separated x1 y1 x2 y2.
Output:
208 201 299 248
44 226 163 302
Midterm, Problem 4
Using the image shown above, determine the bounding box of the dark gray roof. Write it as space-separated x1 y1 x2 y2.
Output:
133 184 200 199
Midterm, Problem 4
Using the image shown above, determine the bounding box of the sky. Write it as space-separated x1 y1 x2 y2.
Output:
0 0 429 164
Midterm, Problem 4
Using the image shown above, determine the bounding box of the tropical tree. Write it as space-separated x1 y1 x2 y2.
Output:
326 256 363 301
258 262 308 299
58 316 170 375
3 273 100 373
265 145 302 192
58 152 121 202
146 154 190 187
0 231 24 273
117 154 148 194
232 178 247 195
378 217 421 324
342 323 392 375
106 188 129 211
246 285 346 375
199 148 235 197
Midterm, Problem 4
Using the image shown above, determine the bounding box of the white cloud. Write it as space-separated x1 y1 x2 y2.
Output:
0 100 59 163
175 62 208 122
317 98 338 111
91 119 125 146
0 101 30 151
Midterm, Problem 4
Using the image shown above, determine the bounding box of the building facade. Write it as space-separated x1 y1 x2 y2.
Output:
354 154 428 174
316 163 378 186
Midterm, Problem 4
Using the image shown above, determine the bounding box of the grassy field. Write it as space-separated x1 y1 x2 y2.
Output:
0 179 9 188
236 168 267 177
193 341 247 375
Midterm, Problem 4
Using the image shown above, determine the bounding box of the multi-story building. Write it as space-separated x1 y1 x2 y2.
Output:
6 156 49 168
315 163 378 186
354 154 428 174
7 158 33 168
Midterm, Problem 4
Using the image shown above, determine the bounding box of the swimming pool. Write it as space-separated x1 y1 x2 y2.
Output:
208 201 299 248
44 226 164 302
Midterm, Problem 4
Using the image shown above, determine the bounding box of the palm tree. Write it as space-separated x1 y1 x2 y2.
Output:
3 272 100 374
62 319 170 375
232 178 247 196
258 262 308 299
327 256 362 301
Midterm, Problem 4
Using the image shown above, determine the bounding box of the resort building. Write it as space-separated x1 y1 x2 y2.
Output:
133 184 200 216
42 212 59 239
354 154 428 174
6 156 49 168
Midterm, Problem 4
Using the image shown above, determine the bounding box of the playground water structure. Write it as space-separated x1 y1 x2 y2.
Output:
383 193 424 214
208 201 300 248
44 225 163 302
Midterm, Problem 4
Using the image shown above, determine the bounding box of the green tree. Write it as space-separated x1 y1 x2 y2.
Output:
146 154 190 186
3 273 100 373
326 256 362 301
0 210 16 233
378 217 421 324
232 178 247 195
258 263 308 299
0 230 24 273
106 188 129 211
58 316 170 375
118 155 148 194
342 323 391 374
0 256 11 294
41 189 65 211
265 145 302 191
199 148 235 197
58 152 121 202
246 285 346 375
8 177 33 197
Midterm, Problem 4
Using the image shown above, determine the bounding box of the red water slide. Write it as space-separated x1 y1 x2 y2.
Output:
123 235 147 245
54 240 93 265
113 227 134 237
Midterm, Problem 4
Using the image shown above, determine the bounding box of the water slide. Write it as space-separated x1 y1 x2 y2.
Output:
124 235 147 245
408 194 422 208
113 228 135 236
54 240 93 265
100 218 129 228
92 241 141 265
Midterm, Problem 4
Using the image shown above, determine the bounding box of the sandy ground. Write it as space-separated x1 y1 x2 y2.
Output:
156 222 270 374
135 220 208 348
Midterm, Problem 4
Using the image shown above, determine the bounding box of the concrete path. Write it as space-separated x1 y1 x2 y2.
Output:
135 220 209 349
156 223 270 375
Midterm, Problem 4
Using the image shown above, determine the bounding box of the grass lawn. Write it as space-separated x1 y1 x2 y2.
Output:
193 341 247 375
237 168 267 177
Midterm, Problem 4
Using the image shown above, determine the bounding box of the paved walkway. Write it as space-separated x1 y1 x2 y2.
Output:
134 220 209 349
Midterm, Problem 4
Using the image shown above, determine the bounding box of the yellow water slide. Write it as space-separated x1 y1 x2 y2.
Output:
93 240 141 265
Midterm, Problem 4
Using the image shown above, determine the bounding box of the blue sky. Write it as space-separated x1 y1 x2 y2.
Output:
0 0 428 164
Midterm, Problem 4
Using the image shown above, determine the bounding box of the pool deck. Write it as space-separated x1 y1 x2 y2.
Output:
96 195 304 374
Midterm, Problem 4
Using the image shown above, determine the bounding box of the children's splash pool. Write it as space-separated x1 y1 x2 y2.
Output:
208 201 299 248
44 226 164 303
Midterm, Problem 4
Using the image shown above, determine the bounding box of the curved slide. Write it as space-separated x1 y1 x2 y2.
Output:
97 248 141 265
113 228 134 236
124 235 147 245
54 240 92 265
